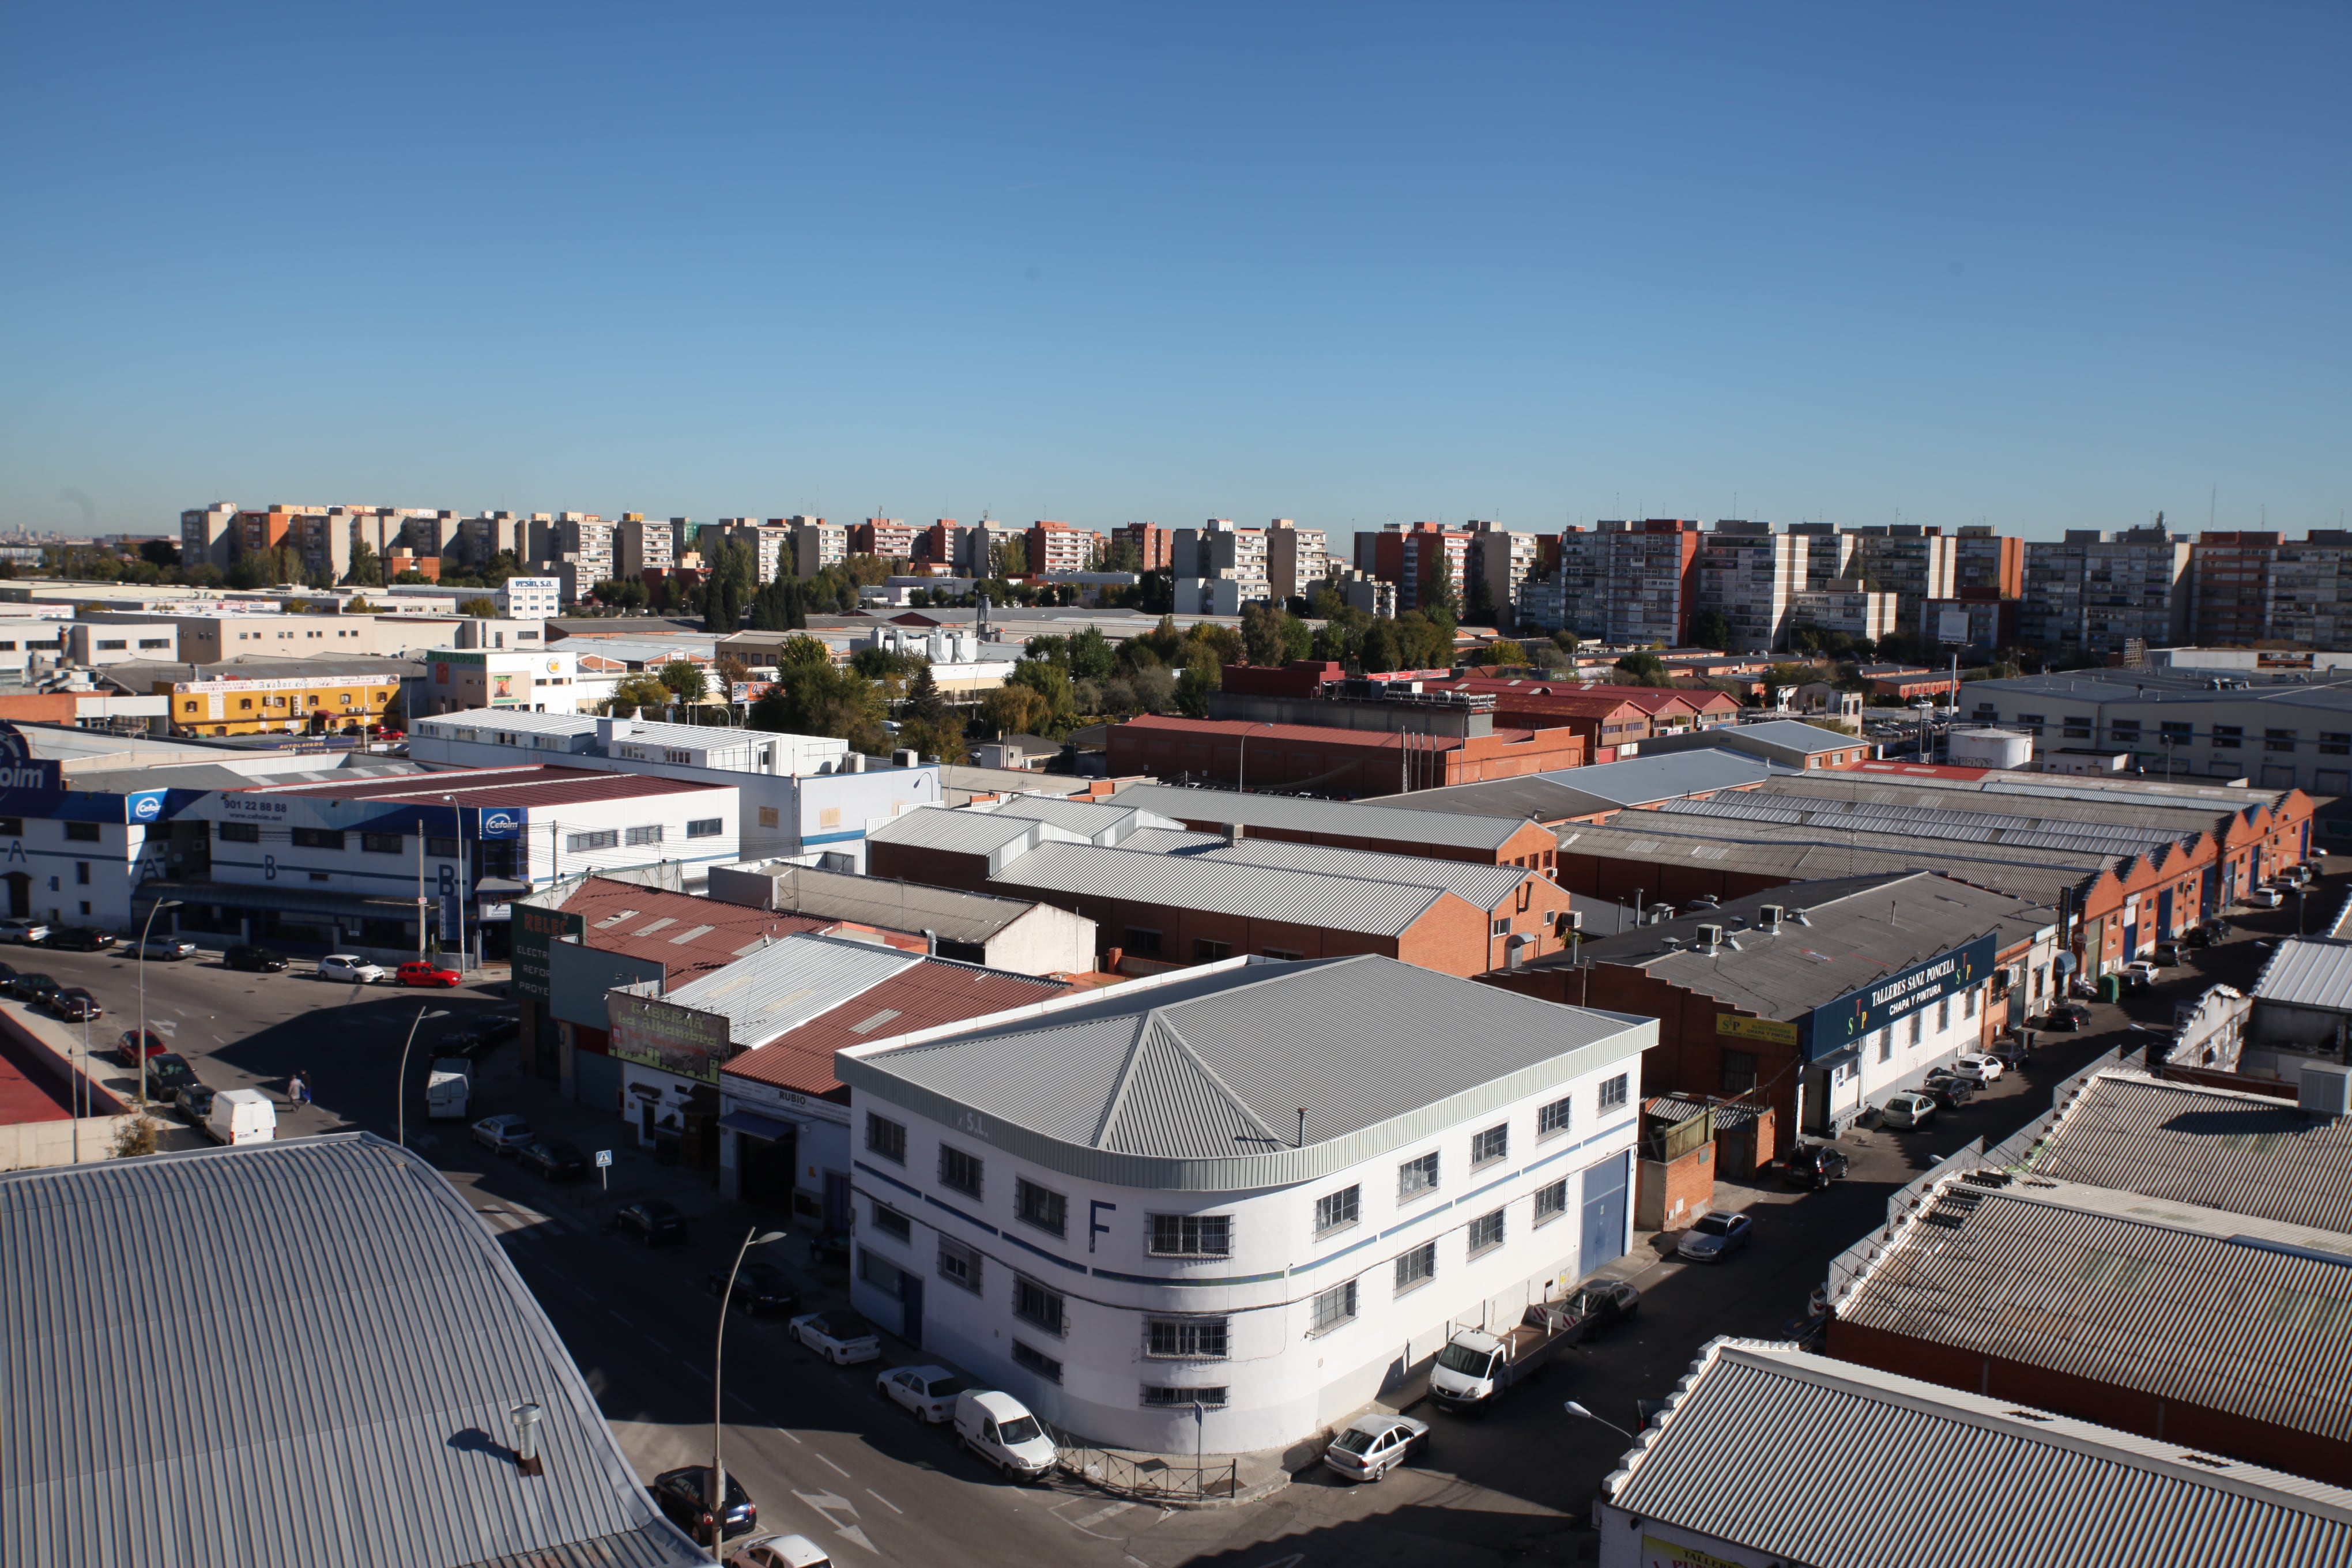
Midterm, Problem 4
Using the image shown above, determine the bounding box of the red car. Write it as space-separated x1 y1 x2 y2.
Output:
396 961 462 988
115 1029 167 1066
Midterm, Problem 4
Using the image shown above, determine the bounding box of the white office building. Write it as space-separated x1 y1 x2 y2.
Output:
496 577 564 620
838 955 1652 1454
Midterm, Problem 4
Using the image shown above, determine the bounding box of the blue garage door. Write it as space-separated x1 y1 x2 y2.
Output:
1580 1151 1630 1277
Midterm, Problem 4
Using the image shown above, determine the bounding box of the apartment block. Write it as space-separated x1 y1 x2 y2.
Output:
528 514 615 594
1024 519 1093 575
1464 521 1539 627
1786 522 1853 591
2019 525 2192 657
1174 519 1268 581
1599 520 1702 646
1953 525 2024 599
612 514 677 579
1847 525 1956 638
913 519 965 568
1789 580 1900 643
791 519 848 578
1265 519 1330 602
853 517 918 559
1694 521 1803 653
1113 522 1173 573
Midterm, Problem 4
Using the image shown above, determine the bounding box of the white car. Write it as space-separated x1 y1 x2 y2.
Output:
135 935 199 961
2247 888 2286 909
726 1536 831 1568
0 918 51 945
1948 1052 2006 1084
1321 1413 1430 1483
470 1113 534 1155
876 1365 966 1422
790 1310 882 1365
319 953 386 983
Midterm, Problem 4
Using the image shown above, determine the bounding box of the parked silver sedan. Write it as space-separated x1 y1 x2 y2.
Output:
135 935 198 961
1322 1414 1430 1483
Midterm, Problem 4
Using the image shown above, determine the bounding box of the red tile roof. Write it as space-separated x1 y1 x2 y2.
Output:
563 876 924 983
239 764 722 810
721 961 1070 1096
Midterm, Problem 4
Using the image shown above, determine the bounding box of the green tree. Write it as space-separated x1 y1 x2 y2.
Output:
1394 610 1453 669
1174 649 1222 718
1360 617 1404 673
1103 534 1144 574
1688 608 1735 651
1008 658 1080 735
978 683 1051 738
458 597 499 618
903 661 949 726
139 540 179 572
610 674 673 715
1482 639 1529 667
1239 602 1287 666
713 655 751 707
1424 550 1461 628
990 535 1030 578
1615 650 1669 683
657 661 708 702
749 662 889 751
1066 625 1117 682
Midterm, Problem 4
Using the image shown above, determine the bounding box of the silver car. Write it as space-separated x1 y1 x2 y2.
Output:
135 936 198 961
0 918 51 945
1322 1414 1430 1483
470 1113 534 1154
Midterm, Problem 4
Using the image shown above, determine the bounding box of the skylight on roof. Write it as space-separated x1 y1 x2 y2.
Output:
593 910 642 929
668 924 715 945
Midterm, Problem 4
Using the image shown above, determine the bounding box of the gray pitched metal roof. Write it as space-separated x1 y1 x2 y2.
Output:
659 932 920 1047
992 840 1454 936
1603 1340 2352 1568
2013 1071 2352 1236
1110 782 1532 850
841 955 1652 1189
2251 938 2352 1012
0 1134 703 1568
1177 838 1532 910
1644 719 1864 757
1659 790 2178 857
1838 1175 2352 1445
742 861 1058 943
864 806 1050 858
979 792 1182 843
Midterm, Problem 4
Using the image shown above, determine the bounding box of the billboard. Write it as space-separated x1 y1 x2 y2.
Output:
1936 609 1972 644
1803 933 1997 1060
510 903 585 1001
609 992 732 1084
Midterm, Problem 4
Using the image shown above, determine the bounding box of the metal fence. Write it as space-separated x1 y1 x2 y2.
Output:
1048 1426 1239 1502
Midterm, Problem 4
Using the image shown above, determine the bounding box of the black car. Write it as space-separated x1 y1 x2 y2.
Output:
517 1139 589 1181
223 944 289 973
2038 1002 2090 1032
146 1053 199 1098
650 1465 756 1546
6 971 59 1004
173 1083 217 1125
44 928 116 953
1784 1144 1852 1189
705 1260 803 1317
438 1015 522 1061
51 987 102 1022
615 1200 688 1246
1920 1076 1977 1111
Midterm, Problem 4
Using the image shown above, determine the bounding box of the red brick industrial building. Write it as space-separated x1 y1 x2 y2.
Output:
1105 714 1585 794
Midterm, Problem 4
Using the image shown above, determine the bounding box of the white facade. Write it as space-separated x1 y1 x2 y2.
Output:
838 963 1652 1454
416 648 581 717
496 578 564 620
1696 527 1806 653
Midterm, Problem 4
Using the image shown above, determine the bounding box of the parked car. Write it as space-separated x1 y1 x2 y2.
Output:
876 1365 966 1422
5 972 59 1004
44 928 116 953
396 959 463 989
0 918 51 945
438 1015 521 1059
953 1389 1059 1480
51 987 103 1022
1948 1051 2006 1084
115 1029 167 1066
318 954 386 984
1676 1209 1754 1262
1554 1278 1641 1340
2247 888 2286 909
1321 1412 1430 1483
203 1087 276 1146
725 1536 831 1568
470 1113 534 1155
615 1200 688 1246
517 1139 589 1181
650 1465 757 1547
134 934 199 961
2154 942 2183 968
146 1053 198 1098
223 944 289 973
707 1260 802 1316
2184 925 2219 949
1784 1143 1852 1189
172 1082 217 1126
1880 1091 1939 1129
790 1310 883 1365
426 1060 473 1121
1919 1076 1976 1111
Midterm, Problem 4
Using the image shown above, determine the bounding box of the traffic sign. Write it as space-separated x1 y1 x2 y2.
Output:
594 1149 613 1167
594 1147 613 1190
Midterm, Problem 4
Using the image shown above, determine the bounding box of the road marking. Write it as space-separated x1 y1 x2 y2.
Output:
794 1492 874 1554
773 1422 804 1445
726 1390 756 1412
1070 1501 1134 1531
539 1264 573 1287
816 1452 851 1477
609 1308 636 1329
865 1489 902 1514
645 1337 676 1357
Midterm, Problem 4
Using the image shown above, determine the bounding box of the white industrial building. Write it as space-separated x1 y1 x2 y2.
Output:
836 955 1652 1454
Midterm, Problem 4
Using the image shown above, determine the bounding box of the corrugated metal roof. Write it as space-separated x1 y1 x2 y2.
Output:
1646 719 1864 756
243 766 720 808
2020 1072 2352 1236
1178 838 1531 910
981 793 1182 842
0 1134 704 1568
719 959 1071 1095
1110 782 1530 850
741 861 1051 943
992 840 1449 936
1659 791 2175 857
864 808 1047 858
1111 826 1229 854
1604 1340 2352 1568
2251 938 2352 1012
563 877 855 981
662 932 921 1047
1838 1177 2352 1445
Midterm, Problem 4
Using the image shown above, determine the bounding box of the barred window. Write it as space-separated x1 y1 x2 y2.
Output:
1535 1179 1569 1224
1471 1124 1509 1167
1467 1207 1506 1256
872 1203 911 1242
1013 1277 1066 1336
566 829 619 853
1394 1241 1437 1294
1537 1095 1573 1139
1314 1185 1360 1237
1309 1279 1359 1335
1599 1074 1629 1111
937 1237 982 1294
1011 1341 1062 1383
1143 1385 1228 1409
624 824 664 846
1397 1152 1440 1201
1149 1214 1232 1257
939 1145 982 1198
1145 1317 1229 1359
865 1113 906 1164
1016 1178 1068 1238
686 818 723 838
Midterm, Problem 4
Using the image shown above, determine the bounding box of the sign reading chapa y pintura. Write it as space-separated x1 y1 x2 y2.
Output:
1803 932 1998 1060
609 992 732 1084
510 903 584 1002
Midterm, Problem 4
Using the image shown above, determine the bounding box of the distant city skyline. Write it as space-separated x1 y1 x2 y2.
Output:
2 7 2343 542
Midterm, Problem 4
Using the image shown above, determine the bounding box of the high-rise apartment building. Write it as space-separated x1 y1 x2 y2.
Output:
1787 522 1853 591
1112 522 1173 573
1365 522 1471 615
1024 519 1093 574
913 519 964 569
1464 521 1539 627
613 514 677 579
1848 526 1957 640
1173 519 1272 611
2018 525 2191 657
2268 533 2352 651
1265 519 1330 603
1953 525 2024 599
1789 579 1900 643
2190 530 2352 651
960 521 1017 576
530 513 615 602
853 517 918 559
1694 522 1804 652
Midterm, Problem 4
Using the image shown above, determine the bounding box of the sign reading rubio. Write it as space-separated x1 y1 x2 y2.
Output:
609 992 733 1085
509 904 585 1002
1804 933 1997 1059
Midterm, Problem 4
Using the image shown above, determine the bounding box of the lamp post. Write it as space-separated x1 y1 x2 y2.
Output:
1234 722 1276 795
442 794 468 973
711 1226 787 1559
394 1004 447 1150
135 898 184 1108
1562 1399 1637 1442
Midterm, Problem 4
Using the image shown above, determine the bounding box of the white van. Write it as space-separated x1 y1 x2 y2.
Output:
425 1060 473 1121
204 1087 277 1146
952 1390 1057 1480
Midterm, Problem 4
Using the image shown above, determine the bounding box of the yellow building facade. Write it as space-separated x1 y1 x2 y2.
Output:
162 674 404 737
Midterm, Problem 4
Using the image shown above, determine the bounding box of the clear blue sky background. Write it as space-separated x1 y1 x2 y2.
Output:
3 4 2345 542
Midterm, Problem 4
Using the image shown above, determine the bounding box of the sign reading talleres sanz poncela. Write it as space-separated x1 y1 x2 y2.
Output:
1802 933 1998 1060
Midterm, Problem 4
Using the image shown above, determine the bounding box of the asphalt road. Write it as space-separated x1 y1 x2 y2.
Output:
22 884 2326 1567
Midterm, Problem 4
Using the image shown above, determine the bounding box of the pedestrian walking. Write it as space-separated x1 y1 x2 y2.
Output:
288 1072 307 1108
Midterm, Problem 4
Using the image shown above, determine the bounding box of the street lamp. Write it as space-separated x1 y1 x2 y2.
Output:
1234 721 1276 796
711 1226 788 1559
135 898 184 1109
394 1004 448 1150
1562 1399 1637 1442
441 794 468 974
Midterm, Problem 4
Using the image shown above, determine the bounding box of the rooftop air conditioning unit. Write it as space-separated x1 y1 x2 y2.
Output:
2300 1066 2351 1117
1758 904 1785 930
1697 923 1726 953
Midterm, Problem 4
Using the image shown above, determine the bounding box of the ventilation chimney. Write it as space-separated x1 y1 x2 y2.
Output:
921 927 937 957
894 748 920 768
1697 923 1725 953
1224 821 1245 845
1295 1109 1307 1148
510 1402 545 1478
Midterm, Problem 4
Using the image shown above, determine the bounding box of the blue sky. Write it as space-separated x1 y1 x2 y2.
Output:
3 4 2345 542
